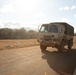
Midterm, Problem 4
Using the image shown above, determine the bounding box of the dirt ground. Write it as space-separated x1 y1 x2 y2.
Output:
0 36 76 50
0 39 39 50
0 37 76 75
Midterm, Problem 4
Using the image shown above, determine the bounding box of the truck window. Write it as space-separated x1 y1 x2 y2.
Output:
49 25 58 33
39 25 48 32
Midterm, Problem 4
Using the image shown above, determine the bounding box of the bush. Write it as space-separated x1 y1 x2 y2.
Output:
0 28 38 39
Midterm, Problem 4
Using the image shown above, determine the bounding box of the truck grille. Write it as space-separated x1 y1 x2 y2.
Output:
44 35 51 40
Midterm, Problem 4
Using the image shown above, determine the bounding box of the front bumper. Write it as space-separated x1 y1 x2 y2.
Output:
38 39 60 47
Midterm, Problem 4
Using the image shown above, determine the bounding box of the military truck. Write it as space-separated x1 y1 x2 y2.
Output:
37 22 74 52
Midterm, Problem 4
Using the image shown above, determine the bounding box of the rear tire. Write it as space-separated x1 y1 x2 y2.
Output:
58 41 64 52
40 44 47 52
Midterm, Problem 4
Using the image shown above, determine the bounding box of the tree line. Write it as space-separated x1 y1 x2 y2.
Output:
0 28 38 39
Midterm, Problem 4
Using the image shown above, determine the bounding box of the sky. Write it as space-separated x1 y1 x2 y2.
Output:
0 0 76 32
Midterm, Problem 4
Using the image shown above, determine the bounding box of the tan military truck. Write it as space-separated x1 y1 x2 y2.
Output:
37 22 74 52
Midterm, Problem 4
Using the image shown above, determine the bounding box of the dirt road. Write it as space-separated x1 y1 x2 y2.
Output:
0 45 76 75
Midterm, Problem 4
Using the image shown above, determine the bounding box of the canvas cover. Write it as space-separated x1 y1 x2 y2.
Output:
50 22 74 35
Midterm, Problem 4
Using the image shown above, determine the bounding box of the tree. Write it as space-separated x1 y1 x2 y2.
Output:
0 28 38 39
28 30 38 39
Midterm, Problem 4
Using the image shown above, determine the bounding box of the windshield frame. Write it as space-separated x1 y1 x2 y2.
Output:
39 24 49 32
39 24 59 33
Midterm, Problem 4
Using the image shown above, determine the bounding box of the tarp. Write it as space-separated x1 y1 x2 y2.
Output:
60 22 74 35
50 22 74 35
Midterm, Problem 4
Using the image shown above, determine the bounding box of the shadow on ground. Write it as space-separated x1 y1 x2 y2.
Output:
42 49 76 75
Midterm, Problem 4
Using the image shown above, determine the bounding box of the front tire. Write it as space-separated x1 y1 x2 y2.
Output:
58 41 64 52
68 39 73 49
40 44 47 52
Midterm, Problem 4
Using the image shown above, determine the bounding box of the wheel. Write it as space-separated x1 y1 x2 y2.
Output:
68 39 73 49
58 41 64 52
68 42 71 49
40 44 47 52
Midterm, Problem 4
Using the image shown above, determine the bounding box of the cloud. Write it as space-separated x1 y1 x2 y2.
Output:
35 12 47 18
63 6 69 10
71 5 76 10
1 22 22 29
74 14 76 18
0 0 43 22
0 18 22 29
59 5 76 11
0 0 42 14
61 18 70 23
0 4 14 13
59 6 69 11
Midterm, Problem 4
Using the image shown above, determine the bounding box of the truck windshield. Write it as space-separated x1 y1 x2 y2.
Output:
39 25 58 33
39 25 48 32
49 25 58 33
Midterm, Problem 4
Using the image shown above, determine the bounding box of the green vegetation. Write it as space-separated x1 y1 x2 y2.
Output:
0 28 38 39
